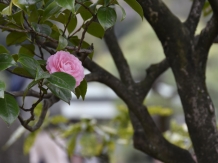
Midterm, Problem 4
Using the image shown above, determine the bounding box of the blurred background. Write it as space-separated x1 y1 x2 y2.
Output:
0 0 217 162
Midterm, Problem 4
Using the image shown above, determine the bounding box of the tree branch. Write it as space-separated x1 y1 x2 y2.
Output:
83 58 195 163
6 89 52 99
18 95 60 132
104 28 133 85
195 15 218 72
208 0 218 17
136 0 182 44
184 0 206 36
138 59 169 98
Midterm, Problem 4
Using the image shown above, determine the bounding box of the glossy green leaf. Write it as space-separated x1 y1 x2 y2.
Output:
0 53 16 71
31 23 52 36
46 83 72 104
0 80 5 98
67 15 77 34
35 67 50 81
0 94 19 125
41 1 62 22
57 35 68 50
46 72 76 90
0 45 9 54
6 32 27 46
19 44 35 57
85 22 104 38
55 0 75 13
12 67 33 78
97 7 117 30
77 1 92 21
124 0 143 19
18 55 40 77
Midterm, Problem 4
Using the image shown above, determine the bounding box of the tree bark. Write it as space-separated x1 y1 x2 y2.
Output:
136 0 218 162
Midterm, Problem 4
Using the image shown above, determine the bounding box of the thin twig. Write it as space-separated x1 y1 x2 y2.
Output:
63 12 72 37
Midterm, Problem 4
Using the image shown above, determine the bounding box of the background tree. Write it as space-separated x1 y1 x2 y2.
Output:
0 0 217 163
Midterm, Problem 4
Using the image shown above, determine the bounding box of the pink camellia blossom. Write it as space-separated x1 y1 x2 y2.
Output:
46 51 84 87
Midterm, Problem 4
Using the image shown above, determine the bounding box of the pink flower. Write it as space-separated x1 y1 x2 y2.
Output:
46 51 84 87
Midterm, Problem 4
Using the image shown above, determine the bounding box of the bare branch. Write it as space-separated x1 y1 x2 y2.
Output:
138 59 169 98
195 15 218 55
208 0 218 17
83 58 195 163
6 89 52 99
18 95 60 132
184 0 206 36
104 28 133 85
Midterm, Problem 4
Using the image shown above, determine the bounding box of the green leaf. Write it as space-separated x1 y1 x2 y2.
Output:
35 66 50 81
23 80 38 104
41 1 62 22
67 135 78 156
74 79 87 100
12 67 33 78
49 115 69 125
117 4 126 21
46 72 76 90
85 22 104 38
31 23 52 36
23 130 40 154
97 7 117 30
6 32 27 46
13 0 42 5
0 80 5 98
67 15 77 34
55 0 75 13
124 0 143 19
18 55 40 77
10 10 24 27
56 35 68 50
0 45 9 54
1 2 12 15
0 53 16 71
46 83 72 104
19 44 35 57
77 1 92 21
0 94 19 125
